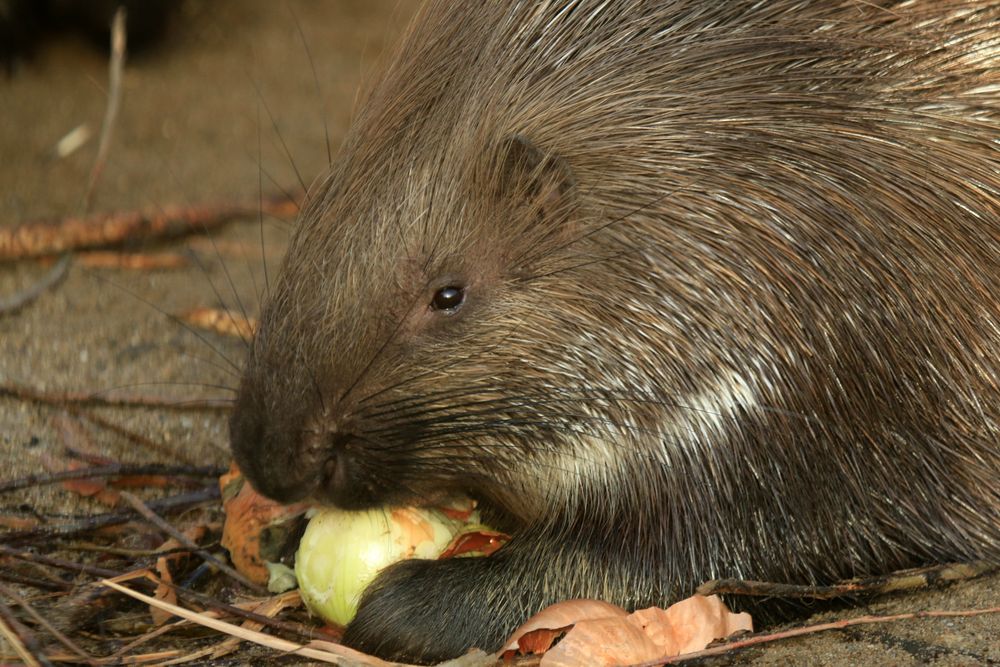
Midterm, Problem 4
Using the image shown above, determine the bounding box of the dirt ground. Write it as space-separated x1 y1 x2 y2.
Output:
1 1 997 664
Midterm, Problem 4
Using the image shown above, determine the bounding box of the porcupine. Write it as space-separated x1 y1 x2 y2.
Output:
229 1 1000 662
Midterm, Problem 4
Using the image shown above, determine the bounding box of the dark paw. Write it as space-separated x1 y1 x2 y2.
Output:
342 556 511 664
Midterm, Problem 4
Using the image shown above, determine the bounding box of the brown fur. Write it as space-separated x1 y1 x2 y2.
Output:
230 1 1000 662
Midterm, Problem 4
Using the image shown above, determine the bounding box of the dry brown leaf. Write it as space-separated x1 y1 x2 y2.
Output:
543 615 662 666
76 251 189 270
438 529 509 559
206 592 302 660
46 459 121 506
151 555 177 627
180 308 257 339
219 463 309 585
503 599 627 654
151 526 209 626
503 595 752 665
108 473 182 489
504 626 573 657
631 595 752 655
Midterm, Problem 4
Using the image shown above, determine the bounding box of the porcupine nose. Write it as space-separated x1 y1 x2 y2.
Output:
229 389 320 504
315 428 398 510
321 433 349 489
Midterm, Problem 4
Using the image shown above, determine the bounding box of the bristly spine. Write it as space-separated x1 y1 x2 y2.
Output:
231 1 1000 662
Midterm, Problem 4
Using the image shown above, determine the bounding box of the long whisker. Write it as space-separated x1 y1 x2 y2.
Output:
84 271 241 373
256 98 270 303
248 77 309 196
142 147 259 351
337 289 426 405
288 3 333 167
356 318 529 405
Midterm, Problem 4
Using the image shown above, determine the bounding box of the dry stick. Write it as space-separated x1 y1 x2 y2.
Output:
168 584 320 643
96 649 183 665
0 572 70 593
6 556 70 589
0 254 72 316
3 11 118 321
0 596 53 667
62 541 221 559
117 491 265 594
0 381 231 412
106 569 320 646
0 463 225 494
697 561 998 600
109 618 191 660
0 584 93 663
0 196 298 261
0 1 124 318
81 7 126 213
642 606 1000 666
0 614 40 667
132 593 301 666
0 486 219 542
0 545 124 580
101 580 405 667
0 550 267 636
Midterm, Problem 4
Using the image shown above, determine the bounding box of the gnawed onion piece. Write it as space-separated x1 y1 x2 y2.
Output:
295 504 487 626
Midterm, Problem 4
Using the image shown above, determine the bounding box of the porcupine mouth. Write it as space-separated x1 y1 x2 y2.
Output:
315 436 364 509
319 451 347 499
314 441 462 511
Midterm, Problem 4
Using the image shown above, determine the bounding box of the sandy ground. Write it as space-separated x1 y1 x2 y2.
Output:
1 1 997 664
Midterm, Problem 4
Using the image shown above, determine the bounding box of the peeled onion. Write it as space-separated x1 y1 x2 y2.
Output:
294 505 480 626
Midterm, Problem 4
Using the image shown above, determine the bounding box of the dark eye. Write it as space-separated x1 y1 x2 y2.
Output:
431 285 465 312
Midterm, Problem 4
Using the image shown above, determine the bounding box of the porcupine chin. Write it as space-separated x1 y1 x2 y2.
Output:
229 1 1000 663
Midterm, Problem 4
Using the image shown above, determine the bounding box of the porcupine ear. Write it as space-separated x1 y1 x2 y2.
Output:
496 134 576 224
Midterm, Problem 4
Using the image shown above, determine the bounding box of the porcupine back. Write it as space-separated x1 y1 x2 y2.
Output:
232 1 1000 659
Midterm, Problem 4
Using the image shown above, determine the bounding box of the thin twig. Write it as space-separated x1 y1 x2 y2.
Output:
0 572 71 593
121 570 322 643
169 585 319 642
0 545 124 579
0 584 93 663
107 569 322 644
0 254 72 316
118 491 265 594
0 381 231 412
0 596 53 667
82 7 126 212
0 614 39 667
108 618 192 660
0 463 225 494
637 606 1000 666
61 540 220 559
0 487 219 543
697 562 999 600
101 580 401 666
